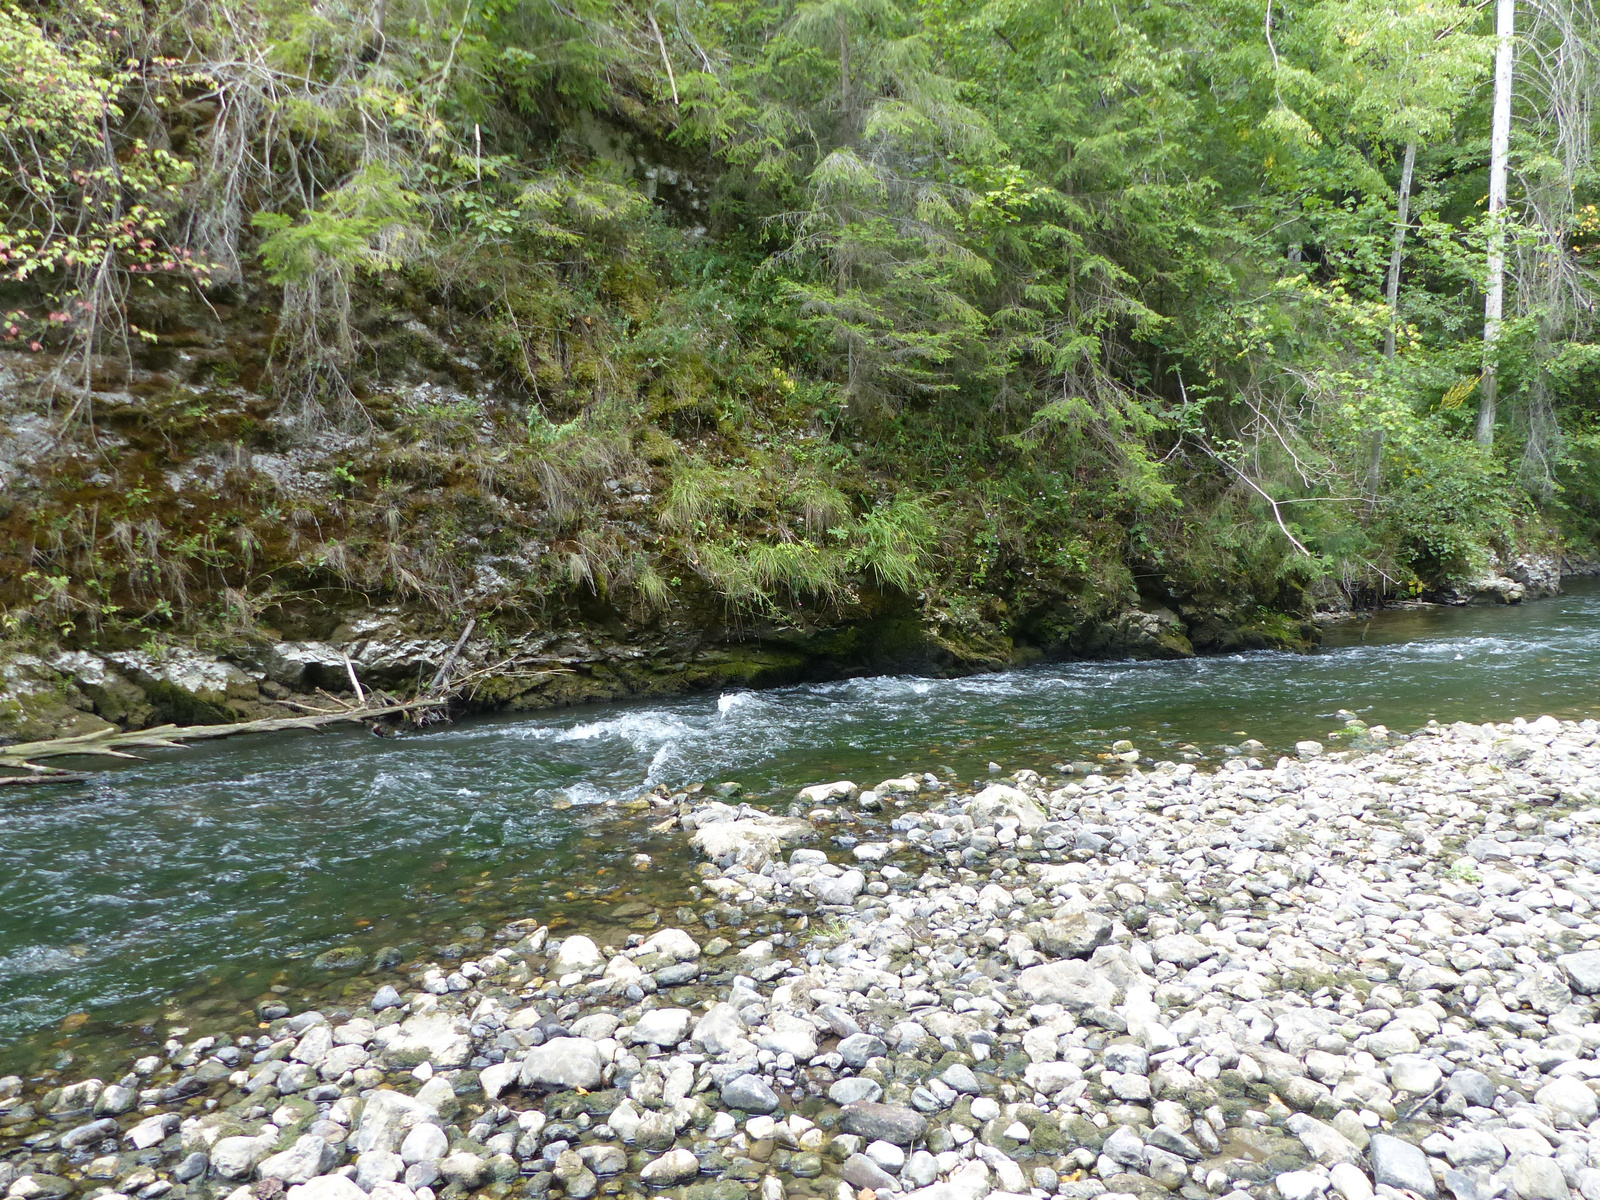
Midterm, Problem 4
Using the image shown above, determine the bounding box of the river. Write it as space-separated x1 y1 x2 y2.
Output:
3 581 1598 1075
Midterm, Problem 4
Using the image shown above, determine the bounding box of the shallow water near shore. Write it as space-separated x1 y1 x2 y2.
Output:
4 581 1599 1077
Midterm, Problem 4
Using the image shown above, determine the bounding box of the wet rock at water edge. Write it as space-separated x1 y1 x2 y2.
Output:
311 946 368 972
840 1102 928 1146
720 1074 781 1114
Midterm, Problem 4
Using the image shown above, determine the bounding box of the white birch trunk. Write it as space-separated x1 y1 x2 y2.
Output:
1478 0 1515 447
1384 141 1417 361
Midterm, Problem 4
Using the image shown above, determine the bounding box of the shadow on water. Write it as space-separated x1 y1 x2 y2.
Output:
4 580 1598 1076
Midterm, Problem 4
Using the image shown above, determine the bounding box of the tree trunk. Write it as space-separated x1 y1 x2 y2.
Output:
1372 140 1418 493
1384 141 1417 361
1479 0 1515 448
839 15 850 112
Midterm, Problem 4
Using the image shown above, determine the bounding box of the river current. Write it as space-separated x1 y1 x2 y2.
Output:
3 581 1598 1072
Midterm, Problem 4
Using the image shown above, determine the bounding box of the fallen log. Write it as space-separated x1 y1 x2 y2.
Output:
0 661 574 770
0 698 443 767
0 771 91 786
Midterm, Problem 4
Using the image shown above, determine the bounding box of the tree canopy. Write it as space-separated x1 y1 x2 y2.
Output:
0 0 1596 641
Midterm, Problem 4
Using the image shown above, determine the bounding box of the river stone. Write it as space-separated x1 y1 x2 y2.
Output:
1558 952 1600 994
211 1135 273 1179
1536 1078 1598 1124
1024 1062 1084 1095
356 1150 405 1190
692 816 814 870
758 1027 818 1060
693 1004 749 1055
813 869 866 906
839 1033 887 1067
579 1146 627 1177
277 1061 315 1093
442 1152 492 1190
1449 1069 1497 1108
353 1090 438 1154
1447 1131 1507 1170
378 1013 471 1069
640 1150 701 1187
1038 912 1114 958
1278 1172 1331 1200
720 1074 781 1114
550 935 604 977
294 1025 334 1065
8 1178 73 1200
520 1038 604 1091
968 783 1047 831
400 1123 449 1165
94 1085 136 1116
1104 1042 1149 1075
840 1103 928 1146
60 1118 118 1150
867 1141 907 1171
842 1154 900 1193
906 1151 940 1188
816 1004 863 1038
552 1151 597 1200
639 928 700 963
320 1044 369 1079
125 1114 179 1150
1330 1162 1375 1200
940 1064 981 1095
798 781 858 804
286 1175 368 1200
410 1076 454 1121
1274 1009 1337 1056
1152 934 1209 972
1367 1027 1421 1059
479 1060 518 1102
371 986 403 1011
400 1163 439 1193
1015 960 1119 1010
1285 1115 1363 1167
635 1111 677 1152
259 1135 338 1184
1148 1127 1202 1161
1370 1134 1437 1198
634 1008 693 1046
309 945 366 973
1389 1055 1444 1095
1103 1126 1145 1167
1513 1157 1572 1200
830 1078 884 1105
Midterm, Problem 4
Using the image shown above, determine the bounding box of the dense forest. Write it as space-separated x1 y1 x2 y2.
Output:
1 0 1598 707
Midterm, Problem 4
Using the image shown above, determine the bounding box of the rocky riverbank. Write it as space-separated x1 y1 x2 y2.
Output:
0 596 1313 747
1 552 1586 747
6 714 1600 1200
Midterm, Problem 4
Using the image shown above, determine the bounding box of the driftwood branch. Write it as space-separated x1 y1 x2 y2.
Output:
427 618 475 695
342 651 366 704
0 698 443 769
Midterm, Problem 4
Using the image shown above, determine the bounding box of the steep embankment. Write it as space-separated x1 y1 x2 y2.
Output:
0 278 1338 745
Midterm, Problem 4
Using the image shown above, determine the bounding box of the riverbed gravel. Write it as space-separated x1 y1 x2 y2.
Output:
6 714 1600 1200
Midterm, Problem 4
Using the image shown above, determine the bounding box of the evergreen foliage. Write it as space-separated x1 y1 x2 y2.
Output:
0 0 1596 641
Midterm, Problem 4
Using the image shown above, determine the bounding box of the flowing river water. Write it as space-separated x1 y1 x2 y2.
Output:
4 581 1600 1079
